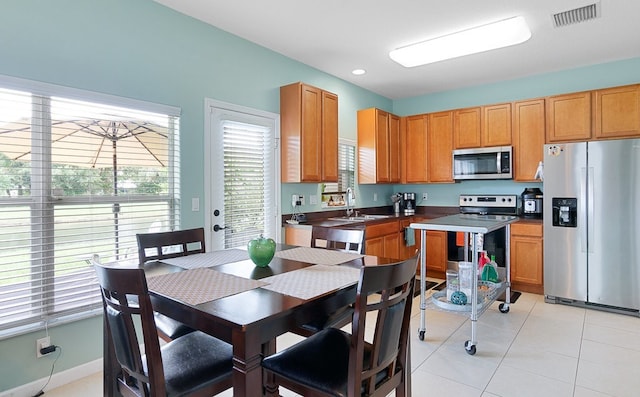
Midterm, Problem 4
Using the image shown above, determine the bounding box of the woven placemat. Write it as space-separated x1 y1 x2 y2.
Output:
147 268 267 305
260 264 360 300
160 249 249 269
274 246 364 266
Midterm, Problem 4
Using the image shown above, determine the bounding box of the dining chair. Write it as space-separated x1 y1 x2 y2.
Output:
293 227 366 337
262 253 418 397
93 260 233 397
310 226 364 254
136 228 206 341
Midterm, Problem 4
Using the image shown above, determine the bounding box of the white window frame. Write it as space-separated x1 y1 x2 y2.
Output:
0 74 181 338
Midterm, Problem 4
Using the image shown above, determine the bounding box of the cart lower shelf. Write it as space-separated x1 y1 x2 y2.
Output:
418 281 511 355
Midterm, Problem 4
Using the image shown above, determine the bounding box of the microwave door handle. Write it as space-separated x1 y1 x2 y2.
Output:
496 152 501 173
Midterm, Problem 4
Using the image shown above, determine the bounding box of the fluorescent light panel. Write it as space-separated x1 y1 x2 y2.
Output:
389 16 531 67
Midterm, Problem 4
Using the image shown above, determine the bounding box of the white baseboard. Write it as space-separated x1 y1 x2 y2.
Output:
0 359 102 397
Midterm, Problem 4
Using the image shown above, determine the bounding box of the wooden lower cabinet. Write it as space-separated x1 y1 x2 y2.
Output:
424 230 447 278
365 220 401 259
510 222 543 294
284 226 311 246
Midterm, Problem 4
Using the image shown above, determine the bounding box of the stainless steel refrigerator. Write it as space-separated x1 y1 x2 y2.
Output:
543 138 640 314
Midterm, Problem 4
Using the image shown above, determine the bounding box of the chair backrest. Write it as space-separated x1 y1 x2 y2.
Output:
92 259 167 397
349 253 418 396
310 226 365 254
136 228 205 264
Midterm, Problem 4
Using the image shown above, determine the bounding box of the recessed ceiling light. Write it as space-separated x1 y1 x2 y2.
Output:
389 16 531 67
351 69 366 75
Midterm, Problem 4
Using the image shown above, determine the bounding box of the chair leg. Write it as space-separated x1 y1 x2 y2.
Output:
263 376 279 397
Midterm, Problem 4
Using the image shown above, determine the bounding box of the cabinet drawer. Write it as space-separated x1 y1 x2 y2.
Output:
511 222 542 237
365 220 400 239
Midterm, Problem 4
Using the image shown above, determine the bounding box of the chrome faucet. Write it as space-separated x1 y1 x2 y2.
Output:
345 187 354 217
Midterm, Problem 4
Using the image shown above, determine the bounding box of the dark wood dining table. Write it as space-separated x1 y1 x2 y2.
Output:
103 244 399 396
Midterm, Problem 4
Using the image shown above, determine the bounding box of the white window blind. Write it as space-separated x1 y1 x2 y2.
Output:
221 120 274 248
0 85 180 337
322 140 355 204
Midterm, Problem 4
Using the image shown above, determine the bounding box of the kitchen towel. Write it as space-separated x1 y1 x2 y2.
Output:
404 227 415 247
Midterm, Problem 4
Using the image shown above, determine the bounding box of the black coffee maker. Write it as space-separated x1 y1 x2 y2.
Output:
521 188 543 219
401 192 416 215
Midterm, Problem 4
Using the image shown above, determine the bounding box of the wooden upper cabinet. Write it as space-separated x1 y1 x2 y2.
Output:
546 91 591 142
388 113 401 183
321 91 339 181
403 114 428 183
593 84 640 140
513 99 545 182
357 108 401 184
482 103 512 146
453 107 481 149
427 111 454 183
280 82 338 183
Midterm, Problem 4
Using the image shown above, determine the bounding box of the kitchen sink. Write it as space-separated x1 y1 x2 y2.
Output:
327 214 392 222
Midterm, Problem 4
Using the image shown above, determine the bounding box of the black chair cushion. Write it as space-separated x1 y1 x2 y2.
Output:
262 327 371 397
148 331 232 397
154 312 194 339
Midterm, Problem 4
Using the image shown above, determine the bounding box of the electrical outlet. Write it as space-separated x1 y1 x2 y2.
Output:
292 194 298 207
309 195 317 205
298 195 305 206
36 336 51 358
373 193 378 201
422 192 428 201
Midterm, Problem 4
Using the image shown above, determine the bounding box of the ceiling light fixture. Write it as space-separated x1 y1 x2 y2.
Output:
352 69 366 75
389 16 531 67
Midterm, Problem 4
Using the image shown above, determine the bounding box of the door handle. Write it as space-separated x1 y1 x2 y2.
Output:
213 224 226 232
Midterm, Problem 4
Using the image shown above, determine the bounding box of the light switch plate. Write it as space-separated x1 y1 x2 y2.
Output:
192 198 200 211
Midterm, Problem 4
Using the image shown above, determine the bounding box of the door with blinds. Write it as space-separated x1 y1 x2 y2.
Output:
206 100 280 251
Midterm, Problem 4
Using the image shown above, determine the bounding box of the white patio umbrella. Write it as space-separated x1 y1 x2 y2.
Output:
0 117 169 258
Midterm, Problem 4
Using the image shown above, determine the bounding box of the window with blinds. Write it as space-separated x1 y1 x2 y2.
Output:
322 139 355 206
221 120 274 248
0 83 180 337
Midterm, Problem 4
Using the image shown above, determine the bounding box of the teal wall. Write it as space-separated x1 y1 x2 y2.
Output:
0 0 639 391
0 0 390 391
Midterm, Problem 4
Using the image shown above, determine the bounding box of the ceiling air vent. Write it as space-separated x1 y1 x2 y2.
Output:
552 2 600 27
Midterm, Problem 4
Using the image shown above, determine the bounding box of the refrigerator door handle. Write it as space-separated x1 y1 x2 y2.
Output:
580 167 588 253
587 167 594 254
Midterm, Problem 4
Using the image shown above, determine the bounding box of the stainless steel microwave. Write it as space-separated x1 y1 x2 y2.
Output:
452 146 513 180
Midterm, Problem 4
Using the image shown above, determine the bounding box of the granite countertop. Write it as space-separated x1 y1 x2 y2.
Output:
282 206 542 229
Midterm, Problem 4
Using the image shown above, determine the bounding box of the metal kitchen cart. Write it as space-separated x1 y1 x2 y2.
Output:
410 214 517 355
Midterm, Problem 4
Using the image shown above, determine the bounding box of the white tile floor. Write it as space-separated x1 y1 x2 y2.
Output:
45 290 640 397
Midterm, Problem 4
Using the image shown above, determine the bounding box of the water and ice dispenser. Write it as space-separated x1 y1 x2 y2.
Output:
552 198 577 227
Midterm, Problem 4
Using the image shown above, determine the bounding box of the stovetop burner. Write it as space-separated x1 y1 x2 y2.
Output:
459 194 518 216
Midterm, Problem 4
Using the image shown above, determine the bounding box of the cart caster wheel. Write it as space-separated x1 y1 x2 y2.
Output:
464 340 476 355
499 303 510 313
418 330 425 341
